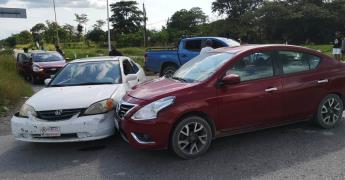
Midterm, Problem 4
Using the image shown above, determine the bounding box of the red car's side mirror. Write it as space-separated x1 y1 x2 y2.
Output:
222 74 241 85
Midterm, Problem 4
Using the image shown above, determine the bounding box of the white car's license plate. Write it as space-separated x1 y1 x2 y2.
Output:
40 127 61 137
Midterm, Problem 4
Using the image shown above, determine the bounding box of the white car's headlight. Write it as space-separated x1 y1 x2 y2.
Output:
132 96 175 121
83 99 114 115
19 104 37 117
32 65 43 72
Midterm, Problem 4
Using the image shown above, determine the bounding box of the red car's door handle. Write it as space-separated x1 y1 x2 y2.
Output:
317 79 329 84
265 87 278 93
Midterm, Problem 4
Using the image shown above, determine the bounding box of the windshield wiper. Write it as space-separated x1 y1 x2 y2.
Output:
171 76 188 82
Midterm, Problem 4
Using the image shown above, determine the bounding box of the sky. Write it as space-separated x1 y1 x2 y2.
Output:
0 0 224 40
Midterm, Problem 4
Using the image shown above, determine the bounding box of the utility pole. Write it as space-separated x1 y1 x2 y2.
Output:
107 0 111 52
143 3 147 48
53 0 60 45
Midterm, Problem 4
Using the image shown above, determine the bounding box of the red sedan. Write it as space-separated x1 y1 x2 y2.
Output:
116 45 345 159
16 51 66 84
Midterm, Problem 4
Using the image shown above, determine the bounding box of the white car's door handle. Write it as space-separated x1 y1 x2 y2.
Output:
265 87 278 93
317 79 328 84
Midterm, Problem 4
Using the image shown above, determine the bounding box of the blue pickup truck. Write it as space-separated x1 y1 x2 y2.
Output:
144 37 240 77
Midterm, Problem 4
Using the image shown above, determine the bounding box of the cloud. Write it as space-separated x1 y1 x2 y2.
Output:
0 0 10 3
0 0 106 9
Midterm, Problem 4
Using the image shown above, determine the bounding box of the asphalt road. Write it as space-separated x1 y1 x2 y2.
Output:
3 80 345 179
2 116 345 179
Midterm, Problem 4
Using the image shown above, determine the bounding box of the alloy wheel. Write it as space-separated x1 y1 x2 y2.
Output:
177 122 208 155
320 97 342 126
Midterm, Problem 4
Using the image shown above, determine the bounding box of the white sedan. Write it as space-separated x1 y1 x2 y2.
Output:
11 56 146 142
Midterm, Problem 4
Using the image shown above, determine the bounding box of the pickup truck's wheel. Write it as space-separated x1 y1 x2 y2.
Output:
171 116 212 159
161 65 177 78
315 94 343 129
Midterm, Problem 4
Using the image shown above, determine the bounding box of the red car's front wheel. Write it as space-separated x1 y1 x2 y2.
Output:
171 116 212 159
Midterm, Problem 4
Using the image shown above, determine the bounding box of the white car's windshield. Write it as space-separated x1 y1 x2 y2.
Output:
50 61 122 87
173 53 235 82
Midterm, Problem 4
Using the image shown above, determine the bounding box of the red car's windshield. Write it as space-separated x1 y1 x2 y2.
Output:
173 52 235 82
32 53 64 62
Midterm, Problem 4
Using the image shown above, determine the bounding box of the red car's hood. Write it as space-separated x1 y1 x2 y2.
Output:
34 60 66 68
128 78 197 101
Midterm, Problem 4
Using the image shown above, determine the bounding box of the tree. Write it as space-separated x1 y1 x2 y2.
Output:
30 23 47 45
87 20 106 43
74 13 88 40
167 7 207 32
30 23 47 34
76 24 83 40
86 29 106 43
256 1 336 43
212 0 264 18
62 24 75 41
16 30 33 44
42 21 61 43
4 36 16 47
93 20 105 29
109 1 143 36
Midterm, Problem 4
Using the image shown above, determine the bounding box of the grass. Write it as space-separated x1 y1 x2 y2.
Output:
15 43 146 59
304 44 333 56
0 52 33 116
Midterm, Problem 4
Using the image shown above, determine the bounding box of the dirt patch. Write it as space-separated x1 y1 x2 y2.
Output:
0 85 43 136
0 98 25 136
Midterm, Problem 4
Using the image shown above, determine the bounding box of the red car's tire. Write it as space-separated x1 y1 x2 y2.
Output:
171 116 212 159
315 94 344 129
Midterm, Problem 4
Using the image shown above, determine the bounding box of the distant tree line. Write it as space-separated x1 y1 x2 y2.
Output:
1 0 345 48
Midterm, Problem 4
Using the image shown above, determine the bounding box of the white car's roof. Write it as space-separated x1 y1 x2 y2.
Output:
70 56 129 63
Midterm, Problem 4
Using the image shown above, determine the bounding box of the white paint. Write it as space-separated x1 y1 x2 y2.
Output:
11 56 146 142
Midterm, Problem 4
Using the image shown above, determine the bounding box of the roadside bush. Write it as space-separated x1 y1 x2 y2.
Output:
0 55 32 116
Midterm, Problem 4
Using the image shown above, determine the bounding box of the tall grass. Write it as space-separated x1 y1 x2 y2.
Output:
0 53 33 115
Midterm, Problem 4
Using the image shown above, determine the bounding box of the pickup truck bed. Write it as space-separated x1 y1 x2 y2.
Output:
144 37 240 77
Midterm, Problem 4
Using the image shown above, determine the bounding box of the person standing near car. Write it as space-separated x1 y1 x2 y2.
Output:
341 34 345 61
200 39 214 55
55 45 65 57
109 45 123 56
333 32 342 61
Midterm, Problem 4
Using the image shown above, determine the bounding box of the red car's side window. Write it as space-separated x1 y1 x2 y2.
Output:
227 52 274 82
278 51 321 74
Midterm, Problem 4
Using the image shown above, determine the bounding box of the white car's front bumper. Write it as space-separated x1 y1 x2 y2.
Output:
11 111 115 143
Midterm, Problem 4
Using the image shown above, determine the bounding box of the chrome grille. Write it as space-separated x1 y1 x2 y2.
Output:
37 109 85 121
117 102 135 119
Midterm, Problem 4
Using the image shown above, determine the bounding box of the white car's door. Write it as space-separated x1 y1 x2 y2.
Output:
129 59 146 83
122 58 146 88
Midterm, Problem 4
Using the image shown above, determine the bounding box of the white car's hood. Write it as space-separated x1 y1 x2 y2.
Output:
27 85 121 111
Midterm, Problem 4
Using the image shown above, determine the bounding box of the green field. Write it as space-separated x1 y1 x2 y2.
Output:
0 52 33 116
304 44 333 56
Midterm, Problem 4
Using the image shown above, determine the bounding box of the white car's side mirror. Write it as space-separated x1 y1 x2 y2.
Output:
44 78 52 86
125 74 137 82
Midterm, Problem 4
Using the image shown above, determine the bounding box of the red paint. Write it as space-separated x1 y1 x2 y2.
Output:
120 45 345 150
